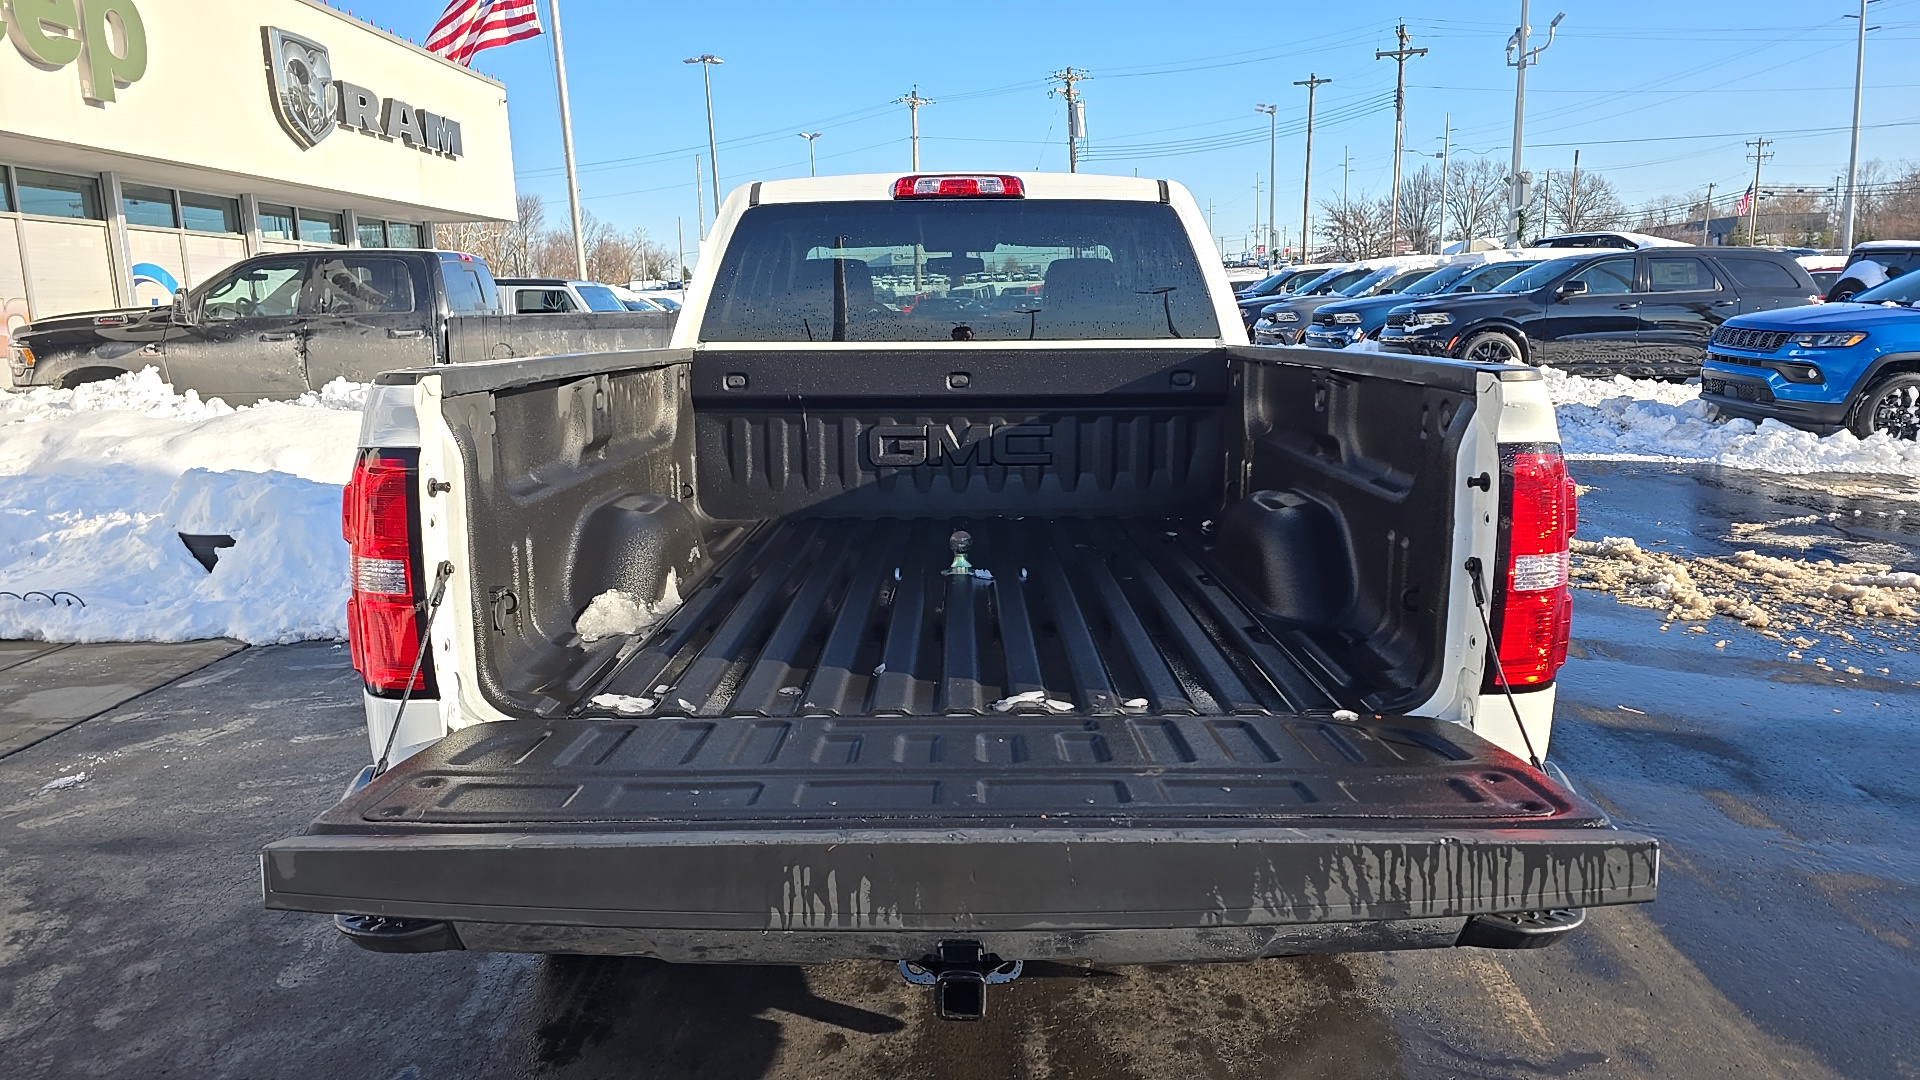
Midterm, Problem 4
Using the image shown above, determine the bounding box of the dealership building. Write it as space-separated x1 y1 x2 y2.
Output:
1 0 515 349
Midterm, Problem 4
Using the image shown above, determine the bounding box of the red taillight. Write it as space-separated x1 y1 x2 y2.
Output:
1484 444 1575 692
344 449 431 694
892 174 1025 199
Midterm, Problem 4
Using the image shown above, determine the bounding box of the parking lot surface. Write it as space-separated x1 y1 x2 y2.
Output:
1 464 1915 1080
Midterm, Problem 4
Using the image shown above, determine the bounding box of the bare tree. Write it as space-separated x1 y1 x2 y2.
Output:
433 193 680 283
1397 165 1444 253
1318 195 1395 260
1444 159 1507 250
1546 170 1627 234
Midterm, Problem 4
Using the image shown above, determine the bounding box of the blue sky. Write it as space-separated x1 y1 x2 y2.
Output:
360 1 1917 260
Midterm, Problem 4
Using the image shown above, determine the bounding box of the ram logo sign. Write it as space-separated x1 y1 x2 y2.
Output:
263 27 463 158
866 422 1053 468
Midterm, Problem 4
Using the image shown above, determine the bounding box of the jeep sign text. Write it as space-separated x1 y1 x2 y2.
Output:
2 0 148 102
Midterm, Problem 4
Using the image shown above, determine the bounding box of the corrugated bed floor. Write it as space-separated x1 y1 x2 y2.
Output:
588 517 1373 719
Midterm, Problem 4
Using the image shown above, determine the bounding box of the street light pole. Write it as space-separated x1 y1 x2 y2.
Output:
1294 73 1330 261
1256 103 1277 265
1506 3 1565 245
685 54 724 217
798 132 822 176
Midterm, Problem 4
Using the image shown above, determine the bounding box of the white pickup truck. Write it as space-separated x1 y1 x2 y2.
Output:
263 172 1655 1020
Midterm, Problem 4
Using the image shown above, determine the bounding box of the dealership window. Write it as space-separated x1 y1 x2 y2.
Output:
121 183 178 229
259 203 296 241
298 209 344 245
14 169 102 220
0 166 13 213
179 192 241 234
354 219 427 249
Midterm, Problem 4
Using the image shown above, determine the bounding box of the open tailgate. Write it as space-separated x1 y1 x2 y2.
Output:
263 715 1655 946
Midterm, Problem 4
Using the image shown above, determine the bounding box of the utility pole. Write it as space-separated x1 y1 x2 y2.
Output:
1841 0 1876 251
1703 181 1715 247
896 87 933 171
798 131 822 176
1746 137 1774 245
549 0 587 278
1295 73 1330 261
1257 103 1278 266
1566 148 1580 232
676 215 684 283
1342 146 1351 206
1506 2 1567 245
1439 113 1451 250
695 155 704 240
684 54 724 217
1252 176 1263 265
1050 67 1088 172
1376 22 1428 254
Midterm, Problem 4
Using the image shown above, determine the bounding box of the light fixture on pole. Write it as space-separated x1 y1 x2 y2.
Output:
684 54 724 217
798 131 822 177
1256 104 1277 266
1505 4 1565 245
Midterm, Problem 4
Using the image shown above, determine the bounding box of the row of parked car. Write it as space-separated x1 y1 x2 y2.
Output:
496 278 684 315
1242 236 1920 439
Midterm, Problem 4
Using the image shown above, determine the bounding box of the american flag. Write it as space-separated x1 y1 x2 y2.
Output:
1733 183 1755 217
426 0 543 67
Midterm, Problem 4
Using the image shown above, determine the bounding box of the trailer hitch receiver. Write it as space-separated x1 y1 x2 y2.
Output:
899 940 1023 1021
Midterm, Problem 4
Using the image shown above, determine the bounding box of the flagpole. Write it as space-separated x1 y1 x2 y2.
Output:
548 0 587 279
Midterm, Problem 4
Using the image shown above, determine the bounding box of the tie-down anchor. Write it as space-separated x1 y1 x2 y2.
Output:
898 940 1024 1020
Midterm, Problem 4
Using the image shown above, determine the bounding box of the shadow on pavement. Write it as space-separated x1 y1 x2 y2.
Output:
527 957 903 1076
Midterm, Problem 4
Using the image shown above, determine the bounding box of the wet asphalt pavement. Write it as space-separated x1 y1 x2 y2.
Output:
1 462 1916 1080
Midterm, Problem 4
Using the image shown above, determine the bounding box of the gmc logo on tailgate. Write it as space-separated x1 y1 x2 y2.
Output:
867 422 1052 467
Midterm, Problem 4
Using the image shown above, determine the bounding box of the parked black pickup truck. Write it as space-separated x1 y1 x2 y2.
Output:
6 249 674 400
264 173 1656 1021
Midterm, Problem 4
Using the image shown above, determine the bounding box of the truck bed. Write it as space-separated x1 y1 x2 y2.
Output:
583 516 1392 720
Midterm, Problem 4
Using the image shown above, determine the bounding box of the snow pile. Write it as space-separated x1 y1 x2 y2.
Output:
1544 368 1920 476
574 575 682 642
0 369 364 644
1572 535 1920 645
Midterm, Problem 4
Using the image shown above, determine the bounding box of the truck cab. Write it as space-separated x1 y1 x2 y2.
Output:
8 250 501 398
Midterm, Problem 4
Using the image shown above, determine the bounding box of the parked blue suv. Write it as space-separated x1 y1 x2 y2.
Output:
1701 271 1920 439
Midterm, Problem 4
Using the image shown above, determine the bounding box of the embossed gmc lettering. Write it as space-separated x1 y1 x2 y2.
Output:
867 422 1052 467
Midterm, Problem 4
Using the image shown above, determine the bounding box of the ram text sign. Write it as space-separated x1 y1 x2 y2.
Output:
263 26 462 158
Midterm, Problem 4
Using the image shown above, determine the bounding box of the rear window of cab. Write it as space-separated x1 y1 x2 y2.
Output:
698 200 1219 342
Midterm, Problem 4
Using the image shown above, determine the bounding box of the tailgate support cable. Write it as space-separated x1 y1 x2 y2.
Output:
374 560 455 776
1464 557 1544 770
